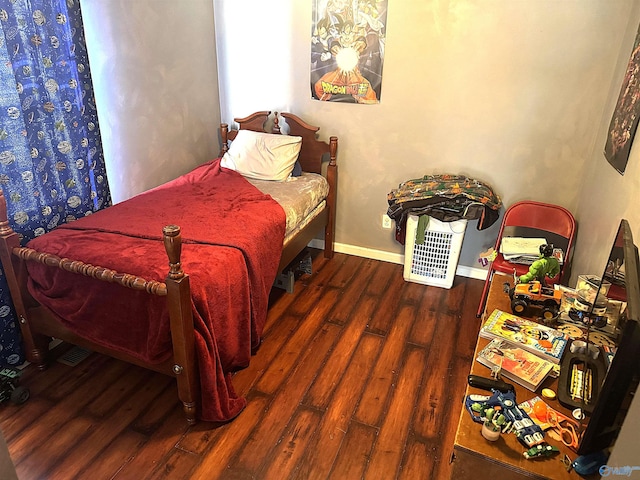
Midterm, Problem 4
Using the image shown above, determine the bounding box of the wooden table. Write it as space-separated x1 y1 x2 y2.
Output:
450 274 584 479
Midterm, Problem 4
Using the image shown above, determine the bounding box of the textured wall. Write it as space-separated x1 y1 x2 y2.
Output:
82 0 221 204
215 0 636 273
574 7 640 283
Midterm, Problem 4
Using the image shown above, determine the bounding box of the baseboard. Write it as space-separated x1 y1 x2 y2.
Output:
456 264 489 281
309 239 488 280
309 239 404 265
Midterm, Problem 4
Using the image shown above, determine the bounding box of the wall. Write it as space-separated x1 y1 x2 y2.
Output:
573 7 640 284
573 2 640 468
215 0 636 275
82 0 222 204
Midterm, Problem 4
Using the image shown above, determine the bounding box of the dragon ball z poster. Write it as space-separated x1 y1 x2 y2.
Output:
311 0 387 104
604 22 640 175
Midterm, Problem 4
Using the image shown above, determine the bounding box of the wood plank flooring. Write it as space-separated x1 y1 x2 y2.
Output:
0 250 484 479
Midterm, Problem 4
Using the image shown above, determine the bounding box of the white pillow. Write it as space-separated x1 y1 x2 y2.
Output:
220 130 302 181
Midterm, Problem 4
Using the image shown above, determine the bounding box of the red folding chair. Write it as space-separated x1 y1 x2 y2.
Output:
476 201 577 317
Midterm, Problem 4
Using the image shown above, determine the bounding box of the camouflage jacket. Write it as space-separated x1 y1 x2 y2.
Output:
387 174 502 243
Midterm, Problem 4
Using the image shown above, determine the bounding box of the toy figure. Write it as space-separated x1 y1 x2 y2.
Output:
518 244 560 284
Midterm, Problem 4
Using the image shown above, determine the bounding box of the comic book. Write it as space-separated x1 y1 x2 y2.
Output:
480 309 569 363
477 339 555 391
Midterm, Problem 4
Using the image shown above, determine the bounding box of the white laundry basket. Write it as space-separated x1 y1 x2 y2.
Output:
403 215 467 289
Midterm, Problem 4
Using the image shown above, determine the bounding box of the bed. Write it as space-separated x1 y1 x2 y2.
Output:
0 111 338 425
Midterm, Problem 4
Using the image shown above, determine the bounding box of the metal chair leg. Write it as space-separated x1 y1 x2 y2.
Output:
476 270 492 317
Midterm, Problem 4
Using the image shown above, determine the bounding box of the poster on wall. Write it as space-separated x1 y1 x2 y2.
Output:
310 0 387 104
604 23 640 175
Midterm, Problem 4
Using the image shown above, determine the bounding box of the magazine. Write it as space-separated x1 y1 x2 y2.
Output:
480 309 569 363
477 339 555 391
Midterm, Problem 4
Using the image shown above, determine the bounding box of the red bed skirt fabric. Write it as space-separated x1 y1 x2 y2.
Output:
25 159 285 422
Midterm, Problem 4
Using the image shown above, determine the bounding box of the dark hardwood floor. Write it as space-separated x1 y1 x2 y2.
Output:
0 250 484 479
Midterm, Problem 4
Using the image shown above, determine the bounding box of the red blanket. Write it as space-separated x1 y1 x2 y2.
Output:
25 159 285 422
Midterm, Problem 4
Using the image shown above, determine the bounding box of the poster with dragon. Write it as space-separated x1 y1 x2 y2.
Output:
604 22 640 175
311 0 387 104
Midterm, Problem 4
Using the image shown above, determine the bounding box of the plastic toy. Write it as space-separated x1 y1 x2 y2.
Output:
465 389 546 450
524 443 560 459
478 247 497 267
568 294 608 328
480 407 504 441
571 450 609 476
503 278 563 320
0 367 29 405
518 244 560 284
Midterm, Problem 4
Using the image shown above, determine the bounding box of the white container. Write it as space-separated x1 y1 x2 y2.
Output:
576 275 611 303
403 215 467 289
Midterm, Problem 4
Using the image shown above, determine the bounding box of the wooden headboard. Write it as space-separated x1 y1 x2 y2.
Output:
220 111 337 263
219 111 337 175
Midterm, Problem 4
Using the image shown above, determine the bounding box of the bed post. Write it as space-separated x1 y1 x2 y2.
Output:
325 136 338 259
163 225 198 425
0 191 48 369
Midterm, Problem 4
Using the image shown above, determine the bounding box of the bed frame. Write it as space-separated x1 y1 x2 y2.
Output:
221 111 337 271
0 111 337 425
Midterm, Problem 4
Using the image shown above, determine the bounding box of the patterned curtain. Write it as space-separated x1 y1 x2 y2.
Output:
0 0 111 366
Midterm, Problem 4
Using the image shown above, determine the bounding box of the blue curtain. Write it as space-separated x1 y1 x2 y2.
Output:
0 0 111 366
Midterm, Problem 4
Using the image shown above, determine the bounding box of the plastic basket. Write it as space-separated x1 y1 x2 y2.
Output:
403 215 467 289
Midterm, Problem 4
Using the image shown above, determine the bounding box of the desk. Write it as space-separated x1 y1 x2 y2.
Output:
450 274 582 480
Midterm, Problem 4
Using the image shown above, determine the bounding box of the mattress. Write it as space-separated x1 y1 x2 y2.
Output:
247 172 329 245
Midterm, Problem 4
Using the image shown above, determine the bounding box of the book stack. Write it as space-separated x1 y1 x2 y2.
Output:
499 237 564 265
477 339 556 391
476 309 571 392
480 309 570 364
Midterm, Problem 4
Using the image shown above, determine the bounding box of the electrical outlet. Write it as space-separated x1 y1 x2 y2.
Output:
382 214 392 229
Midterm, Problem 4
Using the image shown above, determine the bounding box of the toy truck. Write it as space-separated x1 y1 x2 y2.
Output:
0 367 29 405
503 280 562 320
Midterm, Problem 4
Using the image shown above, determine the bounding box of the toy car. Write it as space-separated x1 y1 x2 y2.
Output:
503 280 562 320
0 367 29 405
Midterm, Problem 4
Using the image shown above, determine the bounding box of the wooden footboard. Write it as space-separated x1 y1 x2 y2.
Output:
0 192 199 425
220 111 338 265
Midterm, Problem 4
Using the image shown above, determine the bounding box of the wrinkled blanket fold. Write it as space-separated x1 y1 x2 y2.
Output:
25 159 286 422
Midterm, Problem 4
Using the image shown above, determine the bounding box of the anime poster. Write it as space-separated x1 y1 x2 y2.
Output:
311 0 387 104
604 23 640 175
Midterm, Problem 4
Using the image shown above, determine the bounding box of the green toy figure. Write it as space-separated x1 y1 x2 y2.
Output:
518 244 560 284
